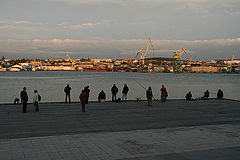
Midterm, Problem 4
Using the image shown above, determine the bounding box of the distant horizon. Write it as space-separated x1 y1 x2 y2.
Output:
0 38 239 61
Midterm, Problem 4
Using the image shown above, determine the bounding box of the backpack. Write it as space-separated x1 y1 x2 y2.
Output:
38 94 41 101
80 93 87 102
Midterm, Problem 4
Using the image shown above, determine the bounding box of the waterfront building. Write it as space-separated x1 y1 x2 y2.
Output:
191 66 218 73
213 59 240 65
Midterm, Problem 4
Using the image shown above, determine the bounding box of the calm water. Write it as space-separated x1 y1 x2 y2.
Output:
0 71 239 103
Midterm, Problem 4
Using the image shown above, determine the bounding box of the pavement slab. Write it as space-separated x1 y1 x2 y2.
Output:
0 99 240 139
0 124 240 160
0 99 240 159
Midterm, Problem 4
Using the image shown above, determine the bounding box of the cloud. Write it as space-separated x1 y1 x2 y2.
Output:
47 0 239 5
0 38 239 60
0 20 45 32
0 20 42 26
57 22 100 30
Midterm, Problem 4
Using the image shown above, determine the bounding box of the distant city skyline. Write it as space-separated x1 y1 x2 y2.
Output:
0 0 240 60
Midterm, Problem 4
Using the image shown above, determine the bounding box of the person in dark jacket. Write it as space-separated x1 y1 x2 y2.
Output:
20 87 28 113
203 90 209 99
146 87 153 106
84 86 90 104
98 90 106 102
111 84 118 102
79 90 87 112
217 89 223 99
122 84 129 101
64 84 71 103
185 91 192 101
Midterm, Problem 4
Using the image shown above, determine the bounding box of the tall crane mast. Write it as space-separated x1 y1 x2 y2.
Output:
66 54 75 66
173 48 192 72
136 37 154 65
228 55 235 68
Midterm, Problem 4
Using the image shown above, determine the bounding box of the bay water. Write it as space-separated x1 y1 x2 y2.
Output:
0 71 239 103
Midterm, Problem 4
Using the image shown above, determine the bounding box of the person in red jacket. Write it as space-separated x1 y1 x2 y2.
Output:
79 90 87 112
160 85 167 103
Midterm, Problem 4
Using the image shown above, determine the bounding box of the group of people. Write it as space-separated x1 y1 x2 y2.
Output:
18 83 225 113
64 84 90 112
20 87 40 113
146 85 168 106
64 84 129 112
185 89 224 101
110 84 129 102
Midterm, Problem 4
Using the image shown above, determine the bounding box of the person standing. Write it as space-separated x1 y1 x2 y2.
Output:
84 86 90 104
20 87 28 113
160 85 167 103
33 90 39 112
146 87 153 106
122 84 129 101
64 84 71 103
111 84 118 102
79 90 87 112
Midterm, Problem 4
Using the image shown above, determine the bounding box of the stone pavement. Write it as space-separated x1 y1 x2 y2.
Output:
0 124 240 160
0 99 240 139
0 99 240 159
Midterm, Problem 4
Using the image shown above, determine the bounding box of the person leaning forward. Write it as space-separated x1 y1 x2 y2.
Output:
20 87 28 113
146 87 153 106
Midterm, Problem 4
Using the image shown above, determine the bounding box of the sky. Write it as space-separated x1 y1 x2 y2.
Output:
0 0 240 60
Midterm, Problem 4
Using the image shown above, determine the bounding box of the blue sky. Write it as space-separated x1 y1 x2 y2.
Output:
0 0 240 60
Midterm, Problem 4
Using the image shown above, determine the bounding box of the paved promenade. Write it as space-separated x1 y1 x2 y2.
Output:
0 99 240 159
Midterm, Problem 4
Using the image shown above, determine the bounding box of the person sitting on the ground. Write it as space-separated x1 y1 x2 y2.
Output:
217 89 223 99
14 98 20 104
185 91 192 101
98 90 106 102
203 90 209 99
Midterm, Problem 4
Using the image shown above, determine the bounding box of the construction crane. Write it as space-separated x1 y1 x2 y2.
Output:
128 55 132 65
227 55 235 72
135 37 154 65
173 48 192 72
66 54 75 66
227 55 235 68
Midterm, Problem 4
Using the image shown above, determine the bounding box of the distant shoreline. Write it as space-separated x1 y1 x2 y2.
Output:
0 70 239 74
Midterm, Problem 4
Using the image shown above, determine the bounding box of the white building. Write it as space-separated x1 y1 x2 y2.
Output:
213 59 240 65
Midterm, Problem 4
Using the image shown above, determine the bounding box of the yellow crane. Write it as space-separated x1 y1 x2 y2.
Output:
129 55 132 65
173 48 193 72
227 55 235 68
66 54 75 66
136 37 154 65
173 48 193 64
